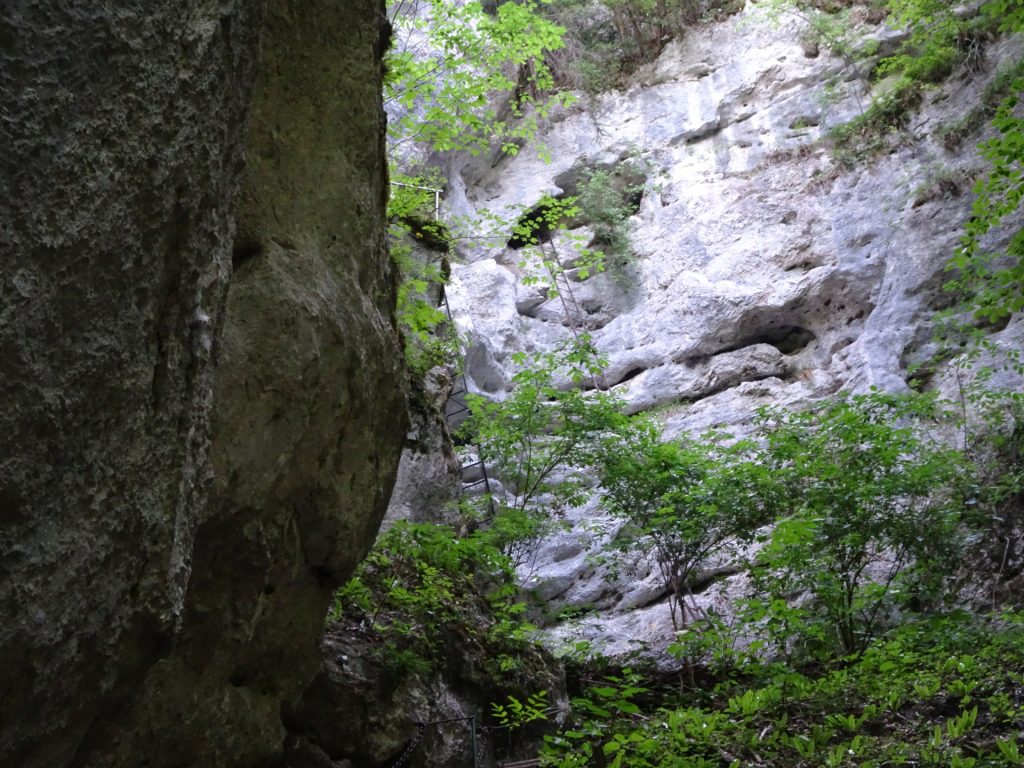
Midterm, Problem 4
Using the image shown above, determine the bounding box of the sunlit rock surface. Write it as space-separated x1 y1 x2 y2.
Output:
441 5 1024 660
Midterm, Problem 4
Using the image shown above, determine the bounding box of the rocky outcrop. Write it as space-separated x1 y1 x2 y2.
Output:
283 616 567 768
443 6 1024 658
450 9 1022 421
0 2 404 766
0 2 262 763
383 365 462 530
383 236 463 531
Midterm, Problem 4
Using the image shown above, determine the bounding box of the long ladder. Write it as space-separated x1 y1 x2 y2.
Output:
538 238 606 392
438 285 501 511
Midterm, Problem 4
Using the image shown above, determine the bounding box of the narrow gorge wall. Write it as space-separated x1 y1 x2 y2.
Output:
0 2 404 766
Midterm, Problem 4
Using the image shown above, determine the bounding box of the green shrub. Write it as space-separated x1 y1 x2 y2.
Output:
754 392 969 656
575 168 642 269
541 610 1024 768
461 338 630 567
944 90 1024 328
331 520 533 672
387 0 570 155
599 423 782 630
826 0 998 166
828 76 922 166
388 177 459 378
958 388 1024 594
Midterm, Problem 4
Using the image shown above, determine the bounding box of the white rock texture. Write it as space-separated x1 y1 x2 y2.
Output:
438 4 1024 659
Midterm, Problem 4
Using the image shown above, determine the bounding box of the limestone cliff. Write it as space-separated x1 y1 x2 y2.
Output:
440 5 1024 659
0 2 404 766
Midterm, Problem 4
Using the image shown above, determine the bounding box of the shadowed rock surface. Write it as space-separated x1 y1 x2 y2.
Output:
0 1 404 766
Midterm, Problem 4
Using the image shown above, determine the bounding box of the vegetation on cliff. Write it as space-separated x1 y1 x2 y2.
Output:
336 353 1024 763
337 0 1024 764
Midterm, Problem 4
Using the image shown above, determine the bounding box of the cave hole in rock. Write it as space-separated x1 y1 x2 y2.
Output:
507 176 647 251
783 259 816 272
562 159 647 227
720 324 816 356
690 565 742 595
770 326 816 354
507 199 562 249
982 314 1012 334
906 367 937 392
229 666 255 688
232 238 263 266
788 115 820 130
623 184 644 215
612 366 646 386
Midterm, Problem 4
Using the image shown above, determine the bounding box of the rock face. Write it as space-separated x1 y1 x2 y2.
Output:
442 6 1024 658
0 2 262 763
0 2 404 766
284 620 567 768
382 237 463 531
383 365 463 530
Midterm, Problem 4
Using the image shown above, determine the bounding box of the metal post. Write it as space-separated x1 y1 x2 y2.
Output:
388 181 443 221
470 716 478 768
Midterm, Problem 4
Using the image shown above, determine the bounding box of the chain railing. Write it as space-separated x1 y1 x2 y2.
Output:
387 714 509 768
390 722 427 768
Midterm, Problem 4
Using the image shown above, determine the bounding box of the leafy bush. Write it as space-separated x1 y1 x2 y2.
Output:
944 91 1024 328
332 520 533 674
461 338 629 568
575 168 642 269
958 388 1024 596
827 76 923 166
599 423 782 630
387 0 571 154
539 610 1024 768
754 392 969 656
388 177 459 378
825 0 999 166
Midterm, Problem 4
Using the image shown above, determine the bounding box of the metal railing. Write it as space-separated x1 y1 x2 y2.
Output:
390 180 442 221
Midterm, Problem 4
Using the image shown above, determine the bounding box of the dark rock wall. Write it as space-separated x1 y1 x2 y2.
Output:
0 1 403 766
284 624 568 768
0 1 263 763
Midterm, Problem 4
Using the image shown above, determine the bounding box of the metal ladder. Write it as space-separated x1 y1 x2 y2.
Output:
390 179 500 506
438 285 500 508
537 238 606 392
